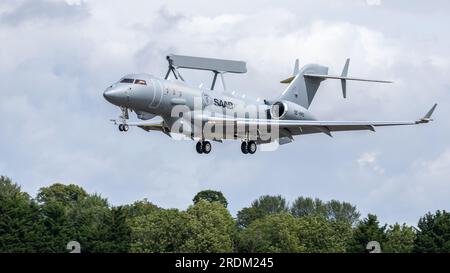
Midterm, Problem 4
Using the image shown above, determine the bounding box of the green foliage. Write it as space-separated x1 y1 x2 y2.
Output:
237 214 352 253
237 214 305 253
414 210 450 253
252 195 289 214
36 183 87 205
291 197 327 218
122 198 159 218
347 214 387 253
237 195 288 228
182 200 235 253
2 175 450 253
384 223 415 253
236 207 267 228
291 197 360 226
0 176 43 253
193 190 228 208
129 209 189 253
36 184 130 253
297 216 352 253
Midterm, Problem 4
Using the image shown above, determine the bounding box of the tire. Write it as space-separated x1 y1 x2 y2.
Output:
123 124 129 131
241 142 248 154
248 141 257 154
202 141 211 154
196 142 203 154
118 124 124 131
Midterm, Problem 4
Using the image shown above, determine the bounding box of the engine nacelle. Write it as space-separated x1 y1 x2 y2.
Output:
270 100 310 120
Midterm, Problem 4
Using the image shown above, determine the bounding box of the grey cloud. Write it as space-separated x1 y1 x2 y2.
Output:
0 0 89 26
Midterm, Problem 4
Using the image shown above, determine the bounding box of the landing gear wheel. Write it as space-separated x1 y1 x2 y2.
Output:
196 142 203 154
248 141 257 154
241 142 249 154
119 124 128 132
202 141 212 154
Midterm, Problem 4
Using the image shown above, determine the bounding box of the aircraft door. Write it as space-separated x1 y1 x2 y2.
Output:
149 80 163 108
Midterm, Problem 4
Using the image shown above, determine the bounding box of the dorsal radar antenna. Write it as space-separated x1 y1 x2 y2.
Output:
165 54 247 91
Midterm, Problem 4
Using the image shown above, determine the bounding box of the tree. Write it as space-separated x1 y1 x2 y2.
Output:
95 206 131 253
237 207 267 228
122 198 159 218
291 197 360 226
291 197 327 218
193 190 228 208
297 216 352 253
237 195 288 228
129 208 189 253
36 183 87 205
0 176 44 253
237 214 305 253
237 214 352 253
182 200 235 253
252 195 288 214
64 194 111 253
384 223 415 253
414 210 450 253
347 214 386 253
326 200 360 226
36 183 129 253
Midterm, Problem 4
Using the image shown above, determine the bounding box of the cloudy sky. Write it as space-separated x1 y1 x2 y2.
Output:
1 0 449 225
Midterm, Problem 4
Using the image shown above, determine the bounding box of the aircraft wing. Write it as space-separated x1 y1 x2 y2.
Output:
207 104 437 136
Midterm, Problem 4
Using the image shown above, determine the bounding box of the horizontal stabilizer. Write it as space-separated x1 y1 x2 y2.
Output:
280 76 295 84
304 74 393 83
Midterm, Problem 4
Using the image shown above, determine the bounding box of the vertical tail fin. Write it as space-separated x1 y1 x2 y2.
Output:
278 63 328 109
293 59 299 75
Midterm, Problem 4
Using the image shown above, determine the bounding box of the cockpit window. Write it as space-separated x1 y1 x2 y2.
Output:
120 78 134 83
135 79 147 85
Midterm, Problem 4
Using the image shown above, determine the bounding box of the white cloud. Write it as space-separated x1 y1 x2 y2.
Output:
0 0 449 225
366 0 382 6
357 152 385 174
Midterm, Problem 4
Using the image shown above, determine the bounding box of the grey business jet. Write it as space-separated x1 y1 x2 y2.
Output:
103 54 436 154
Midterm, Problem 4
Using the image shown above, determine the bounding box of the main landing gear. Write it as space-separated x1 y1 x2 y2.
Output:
196 141 212 154
241 141 257 154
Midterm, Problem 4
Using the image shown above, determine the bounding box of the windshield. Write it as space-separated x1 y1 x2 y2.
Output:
120 78 134 83
135 79 147 85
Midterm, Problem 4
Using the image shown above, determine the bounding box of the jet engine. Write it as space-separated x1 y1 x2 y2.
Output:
270 100 309 120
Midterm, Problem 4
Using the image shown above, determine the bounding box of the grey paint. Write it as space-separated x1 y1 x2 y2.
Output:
167 54 247 73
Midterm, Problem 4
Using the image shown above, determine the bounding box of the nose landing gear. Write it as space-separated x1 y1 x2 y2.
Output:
116 107 130 132
196 141 212 154
118 124 129 132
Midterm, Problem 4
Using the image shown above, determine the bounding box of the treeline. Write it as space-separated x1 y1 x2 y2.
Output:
1 176 449 253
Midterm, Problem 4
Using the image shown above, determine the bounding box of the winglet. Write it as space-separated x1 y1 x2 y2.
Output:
341 58 350 98
341 58 350 77
418 103 437 123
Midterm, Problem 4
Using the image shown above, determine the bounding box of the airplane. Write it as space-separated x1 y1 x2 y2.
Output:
103 54 436 154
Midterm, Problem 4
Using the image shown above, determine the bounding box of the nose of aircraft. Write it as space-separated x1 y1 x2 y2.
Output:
103 87 127 106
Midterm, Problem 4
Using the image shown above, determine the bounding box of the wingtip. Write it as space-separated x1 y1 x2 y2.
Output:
418 103 438 123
